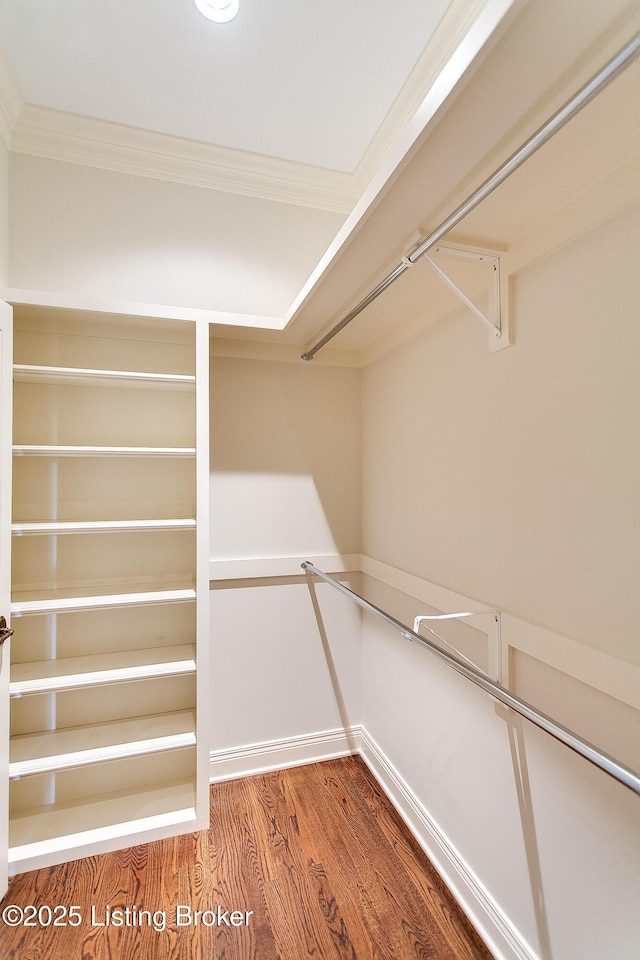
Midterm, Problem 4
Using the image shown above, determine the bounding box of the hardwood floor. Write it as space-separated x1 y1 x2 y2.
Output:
0 756 493 959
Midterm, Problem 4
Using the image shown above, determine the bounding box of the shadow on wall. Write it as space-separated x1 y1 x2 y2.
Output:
305 575 359 754
500 705 553 960
209 356 361 560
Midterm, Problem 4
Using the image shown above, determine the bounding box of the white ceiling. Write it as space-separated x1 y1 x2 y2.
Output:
0 0 453 173
3 0 636 358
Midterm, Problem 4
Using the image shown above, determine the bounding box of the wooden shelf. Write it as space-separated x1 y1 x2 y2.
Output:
11 586 196 617
13 445 196 457
10 645 196 696
9 778 197 866
14 364 196 389
12 519 196 536
9 711 196 779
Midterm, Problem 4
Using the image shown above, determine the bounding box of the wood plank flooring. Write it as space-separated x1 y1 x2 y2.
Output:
0 756 493 959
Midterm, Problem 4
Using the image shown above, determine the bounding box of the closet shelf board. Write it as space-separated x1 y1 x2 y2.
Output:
14 364 196 389
13 445 197 457
9 710 196 779
12 519 197 535
9 778 197 866
10 645 197 696
11 587 196 617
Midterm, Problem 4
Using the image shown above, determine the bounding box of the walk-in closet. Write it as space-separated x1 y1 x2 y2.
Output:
0 1 638 958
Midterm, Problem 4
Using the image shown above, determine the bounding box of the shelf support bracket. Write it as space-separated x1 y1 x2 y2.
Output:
421 243 504 340
412 609 502 684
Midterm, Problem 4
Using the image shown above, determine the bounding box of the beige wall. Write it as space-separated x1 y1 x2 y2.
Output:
362 205 640 663
209 356 362 758
210 356 361 561
358 204 640 960
0 139 8 286
8 154 344 316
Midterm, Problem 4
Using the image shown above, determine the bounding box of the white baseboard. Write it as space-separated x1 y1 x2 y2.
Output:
210 723 535 959
358 727 537 960
209 726 361 782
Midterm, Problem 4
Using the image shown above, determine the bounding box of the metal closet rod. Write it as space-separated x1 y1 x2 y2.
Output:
301 562 640 796
300 33 640 362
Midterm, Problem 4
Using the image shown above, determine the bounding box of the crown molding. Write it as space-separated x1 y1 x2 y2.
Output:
350 0 515 193
0 44 23 150
10 104 358 213
0 286 287 331
284 0 521 327
1 1 509 210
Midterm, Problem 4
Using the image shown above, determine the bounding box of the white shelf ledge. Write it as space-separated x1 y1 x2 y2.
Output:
13 364 196 389
11 587 196 617
9 778 196 868
10 711 196 779
10 644 196 696
12 519 196 536
13 445 196 457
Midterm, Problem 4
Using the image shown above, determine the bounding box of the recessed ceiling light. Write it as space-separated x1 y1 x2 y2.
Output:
194 0 239 24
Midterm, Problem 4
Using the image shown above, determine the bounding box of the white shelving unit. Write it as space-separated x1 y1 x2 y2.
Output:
8 304 210 873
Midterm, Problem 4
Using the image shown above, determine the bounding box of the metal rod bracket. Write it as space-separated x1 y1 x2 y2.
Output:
421 243 506 345
413 608 502 683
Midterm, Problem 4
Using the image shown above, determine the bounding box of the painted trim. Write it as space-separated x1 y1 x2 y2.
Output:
360 555 496 616
0 301 14 896
285 0 521 325
208 553 639 710
1 287 285 331
10 105 356 214
358 727 536 960
209 337 360 368
347 0 515 192
501 615 640 712
195 318 213 830
1 1 513 212
359 555 640 711
209 726 361 783
209 553 360 581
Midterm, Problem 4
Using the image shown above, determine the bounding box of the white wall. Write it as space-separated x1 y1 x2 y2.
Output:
359 207 640 960
210 578 361 759
361 612 639 960
209 356 362 765
8 154 344 316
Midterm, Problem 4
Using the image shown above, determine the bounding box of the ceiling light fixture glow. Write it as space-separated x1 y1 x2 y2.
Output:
194 0 239 23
